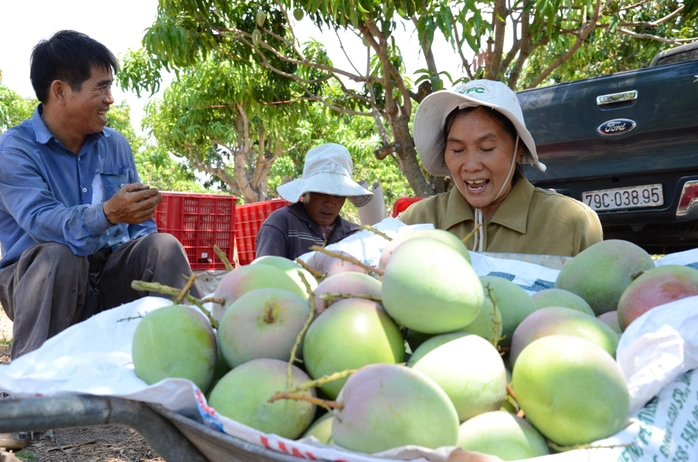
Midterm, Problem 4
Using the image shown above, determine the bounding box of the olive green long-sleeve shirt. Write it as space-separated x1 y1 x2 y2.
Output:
399 172 602 257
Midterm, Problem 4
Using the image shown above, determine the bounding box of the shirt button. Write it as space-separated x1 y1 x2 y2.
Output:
82 187 87 193
120 184 125 187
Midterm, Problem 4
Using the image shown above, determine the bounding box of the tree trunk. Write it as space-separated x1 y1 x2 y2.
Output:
387 108 435 197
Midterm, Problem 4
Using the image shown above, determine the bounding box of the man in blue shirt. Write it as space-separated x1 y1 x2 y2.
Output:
0 30 202 359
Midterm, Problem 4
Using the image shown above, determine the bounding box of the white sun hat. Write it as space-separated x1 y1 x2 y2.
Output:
413 79 546 177
277 143 374 207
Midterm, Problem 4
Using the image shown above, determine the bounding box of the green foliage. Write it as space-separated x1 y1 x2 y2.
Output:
135 145 205 192
265 105 411 203
686 0 698 19
0 84 36 133
121 1 299 98
120 0 697 200
117 50 164 98
140 51 409 202
294 0 418 28
141 56 315 198
106 103 143 152
106 102 203 192
519 1 698 87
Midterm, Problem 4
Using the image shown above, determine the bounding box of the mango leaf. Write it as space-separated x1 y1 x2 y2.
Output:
683 0 698 20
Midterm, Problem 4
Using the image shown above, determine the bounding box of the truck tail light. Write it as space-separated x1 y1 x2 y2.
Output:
676 180 698 217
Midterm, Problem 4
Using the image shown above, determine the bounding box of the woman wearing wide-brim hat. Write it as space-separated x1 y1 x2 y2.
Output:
256 143 373 260
399 79 602 257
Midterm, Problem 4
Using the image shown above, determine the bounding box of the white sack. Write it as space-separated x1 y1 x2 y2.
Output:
2 223 698 462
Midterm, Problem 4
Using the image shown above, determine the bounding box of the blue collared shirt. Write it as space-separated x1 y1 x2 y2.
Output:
0 106 156 269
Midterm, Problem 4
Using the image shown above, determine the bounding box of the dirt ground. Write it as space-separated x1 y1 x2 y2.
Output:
0 308 165 462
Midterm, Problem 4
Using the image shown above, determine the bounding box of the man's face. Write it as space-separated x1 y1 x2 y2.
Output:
303 192 347 226
64 66 115 136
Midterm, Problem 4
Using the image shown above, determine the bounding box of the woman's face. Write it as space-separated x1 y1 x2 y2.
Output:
303 192 347 226
444 107 521 219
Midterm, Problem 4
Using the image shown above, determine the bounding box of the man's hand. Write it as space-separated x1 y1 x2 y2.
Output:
103 183 161 225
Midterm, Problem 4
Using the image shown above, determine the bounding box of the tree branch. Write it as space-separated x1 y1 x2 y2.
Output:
358 19 412 120
447 10 475 80
616 4 683 26
528 0 612 88
506 0 533 89
489 0 507 79
222 28 379 118
616 28 696 44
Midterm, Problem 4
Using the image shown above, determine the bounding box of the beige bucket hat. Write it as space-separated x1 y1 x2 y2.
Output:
277 143 374 207
413 79 546 177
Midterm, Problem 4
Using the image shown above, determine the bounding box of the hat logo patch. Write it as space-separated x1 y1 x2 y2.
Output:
458 85 487 95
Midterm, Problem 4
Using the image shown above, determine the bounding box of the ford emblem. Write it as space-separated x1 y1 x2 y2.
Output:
597 118 637 136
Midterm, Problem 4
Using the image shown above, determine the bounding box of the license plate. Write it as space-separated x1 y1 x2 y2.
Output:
582 184 664 211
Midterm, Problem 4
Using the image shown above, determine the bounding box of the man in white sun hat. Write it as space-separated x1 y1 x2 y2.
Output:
399 79 602 257
256 143 373 260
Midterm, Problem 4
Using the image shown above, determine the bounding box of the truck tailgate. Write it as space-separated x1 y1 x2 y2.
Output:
518 60 698 182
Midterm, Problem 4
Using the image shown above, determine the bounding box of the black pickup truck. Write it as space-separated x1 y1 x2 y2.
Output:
518 42 698 254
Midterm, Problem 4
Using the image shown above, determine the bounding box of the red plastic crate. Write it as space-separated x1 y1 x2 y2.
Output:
234 199 290 266
392 197 425 217
155 192 238 271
